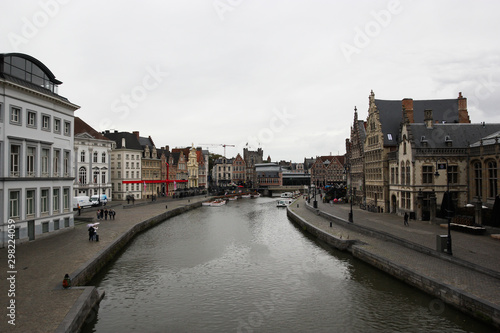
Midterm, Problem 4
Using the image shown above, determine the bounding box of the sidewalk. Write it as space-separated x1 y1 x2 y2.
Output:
0 196 207 333
288 196 500 327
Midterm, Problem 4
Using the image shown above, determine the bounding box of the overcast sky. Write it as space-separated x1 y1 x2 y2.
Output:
3 0 500 162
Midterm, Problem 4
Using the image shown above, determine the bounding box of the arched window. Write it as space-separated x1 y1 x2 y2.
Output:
401 165 405 185
488 160 497 198
474 162 482 197
406 161 411 185
79 167 87 184
403 135 407 155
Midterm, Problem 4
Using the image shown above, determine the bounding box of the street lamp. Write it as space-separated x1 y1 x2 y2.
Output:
312 184 317 208
152 172 158 201
435 158 452 255
344 164 353 222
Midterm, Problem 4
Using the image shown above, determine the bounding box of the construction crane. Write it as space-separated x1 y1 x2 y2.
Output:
200 143 235 158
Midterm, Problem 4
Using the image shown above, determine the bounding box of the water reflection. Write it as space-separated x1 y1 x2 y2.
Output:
83 197 495 332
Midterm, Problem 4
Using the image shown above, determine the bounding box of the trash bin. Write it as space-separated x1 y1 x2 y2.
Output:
436 235 447 252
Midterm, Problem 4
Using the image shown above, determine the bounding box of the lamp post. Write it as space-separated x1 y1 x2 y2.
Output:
312 184 317 208
345 164 353 222
152 172 158 201
435 158 452 255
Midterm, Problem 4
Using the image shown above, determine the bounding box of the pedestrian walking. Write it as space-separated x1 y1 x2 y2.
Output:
404 212 409 226
77 204 81 216
104 209 108 220
100 209 104 220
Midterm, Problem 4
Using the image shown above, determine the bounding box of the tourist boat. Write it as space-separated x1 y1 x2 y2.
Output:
281 192 293 198
202 199 227 206
277 199 292 207
228 196 238 201
209 199 226 207
241 194 251 198
250 193 261 198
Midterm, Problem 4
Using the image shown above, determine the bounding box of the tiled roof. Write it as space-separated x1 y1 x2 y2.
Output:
74 117 110 141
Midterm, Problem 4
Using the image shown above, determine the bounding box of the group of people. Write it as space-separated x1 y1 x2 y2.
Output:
96 208 115 220
88 225 98 241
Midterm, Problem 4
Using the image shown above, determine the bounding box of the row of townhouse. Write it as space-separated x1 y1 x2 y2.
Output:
346 90 500 225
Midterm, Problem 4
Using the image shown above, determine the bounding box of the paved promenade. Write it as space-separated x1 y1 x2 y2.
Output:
1 194 499 332
0 196 207 333
289 196 500 327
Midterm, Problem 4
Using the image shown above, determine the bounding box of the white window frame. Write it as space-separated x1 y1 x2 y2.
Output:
27 110 37 128
42 114 51 131
10 106 21 125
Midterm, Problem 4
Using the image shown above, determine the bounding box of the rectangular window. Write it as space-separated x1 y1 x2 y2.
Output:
54 118 61 133
26 189 35 216
126 171 129 179
101 171 106 184
80 151 85 162
64 151 70 176
41 148 50 176
10 106 21 124
41 189 49 214
10 144 20 177
448 165 458 185
93 151 98 163
54 220 60 230
42 114 50 130
27 146 36 176
53 150 60 176
9 191 20 219
42 222 49 233
53 188 60 212
422 166 433 184
118 183 122 191
27 110 37 127
63 188 70 210
64 121 70 136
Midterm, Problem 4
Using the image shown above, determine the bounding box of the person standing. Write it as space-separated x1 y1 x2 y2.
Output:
404 212 409 226
104 209 108 220
88 226 95 241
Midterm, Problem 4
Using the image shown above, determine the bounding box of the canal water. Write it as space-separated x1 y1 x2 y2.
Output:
82 197 494 332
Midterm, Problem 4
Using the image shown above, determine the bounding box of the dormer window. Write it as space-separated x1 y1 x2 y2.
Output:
445 136 453 147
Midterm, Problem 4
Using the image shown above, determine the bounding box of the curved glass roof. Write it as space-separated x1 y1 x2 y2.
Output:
1 53 61 93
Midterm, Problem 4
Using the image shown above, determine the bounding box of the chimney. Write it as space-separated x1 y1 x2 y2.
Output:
121 137 126 148
133 131 140 139
424 109 433 128
402 98 414 123
458 92 471 123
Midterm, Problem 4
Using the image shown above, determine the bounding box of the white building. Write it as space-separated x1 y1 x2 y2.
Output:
74 117 114 199
103 130 143 200
0 53 79 246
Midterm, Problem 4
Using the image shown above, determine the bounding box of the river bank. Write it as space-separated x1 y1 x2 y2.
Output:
287 197 500 329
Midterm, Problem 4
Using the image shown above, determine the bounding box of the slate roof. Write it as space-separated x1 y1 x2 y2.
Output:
410 123 500 149
375 98 459 146
470 130 500 147
74 117 111 141
102 131 142 150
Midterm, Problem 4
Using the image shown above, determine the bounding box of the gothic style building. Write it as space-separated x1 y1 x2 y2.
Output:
346 106 366 204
